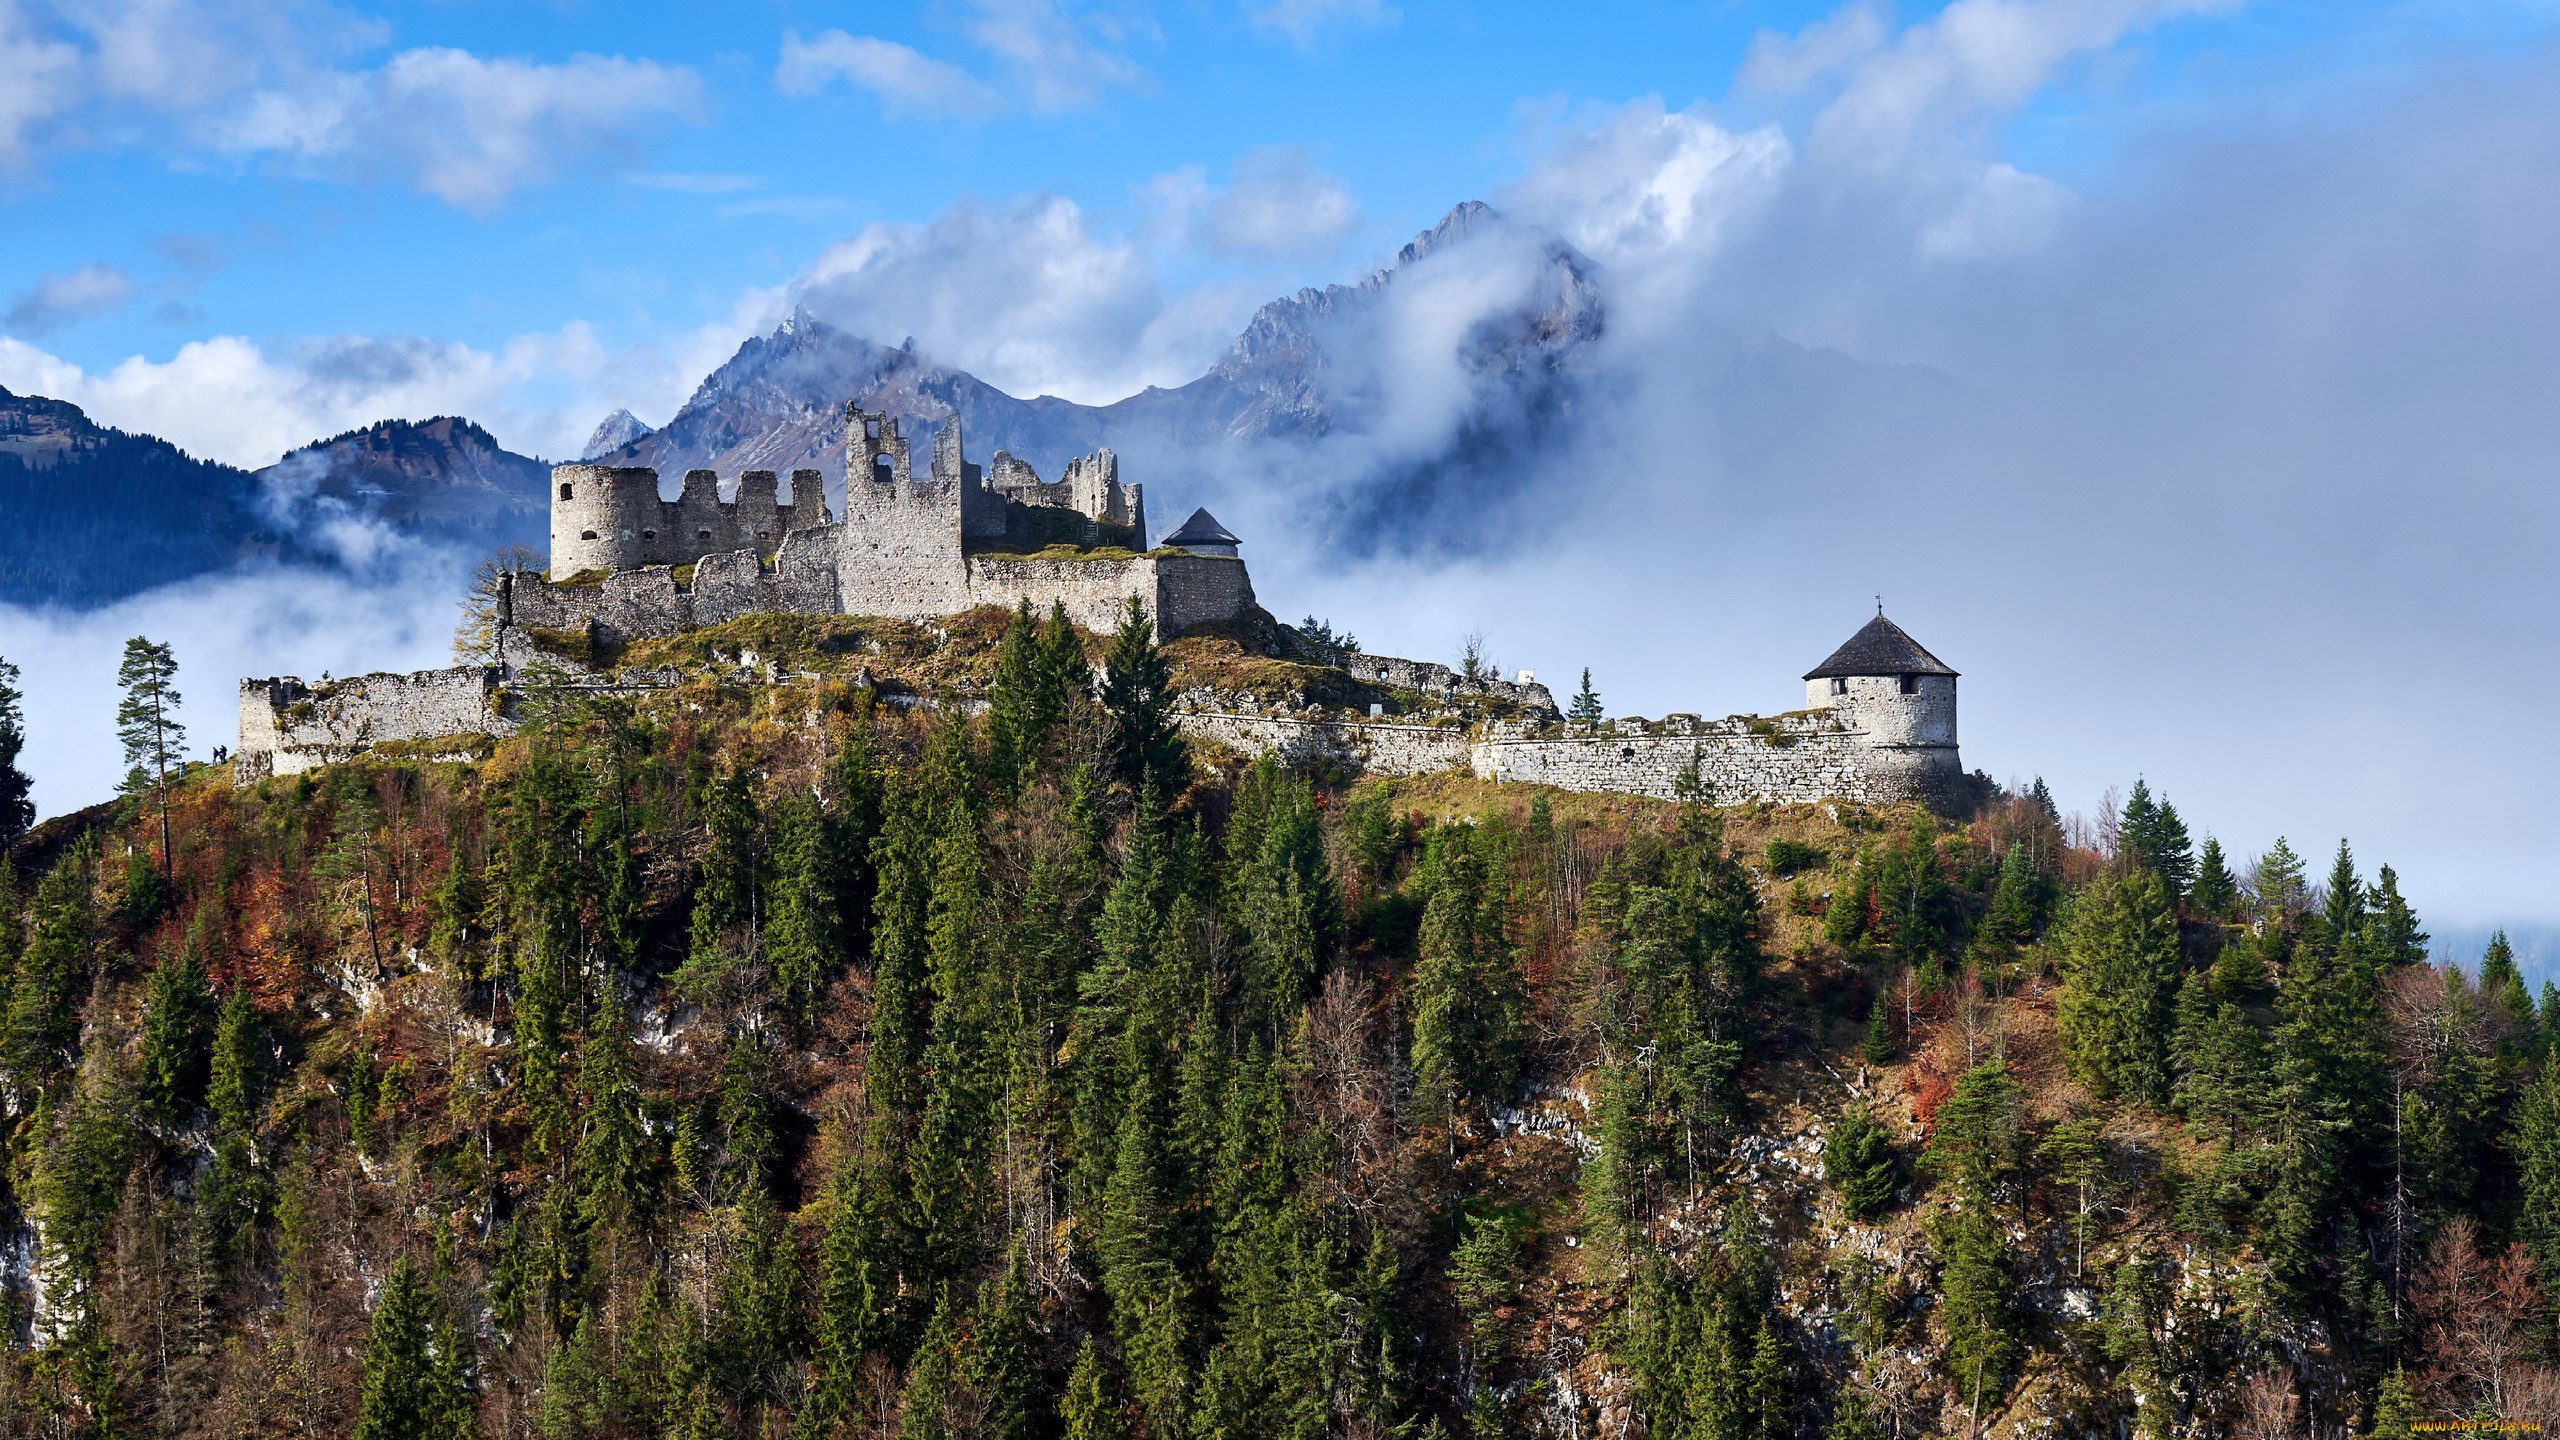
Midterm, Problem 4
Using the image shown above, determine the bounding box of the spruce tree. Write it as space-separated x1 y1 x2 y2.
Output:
1100 596 1185 800
208 985 266 1135
2508 1061 2560 1299
1922 1059 2027 1199
1931 1201 2019 1418
986 599 1047 793
764 790 841 1021
1408 824 1523 1118
353 1256 467 1440
1861 990 1894 1065
687 766 759 969
1824 1106 1897 1220
138 938 216 1125
0 655 33 845
1063 1339 1130 1440
2189 836 2237 920
1569 668 1604 733
2055 870 2180 1105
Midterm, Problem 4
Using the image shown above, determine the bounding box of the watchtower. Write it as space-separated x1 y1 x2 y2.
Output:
1803 611 1958 752
550 465 658 575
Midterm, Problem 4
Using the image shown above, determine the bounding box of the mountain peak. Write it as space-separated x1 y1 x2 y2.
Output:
581 408 657 461
1399 200 1495 267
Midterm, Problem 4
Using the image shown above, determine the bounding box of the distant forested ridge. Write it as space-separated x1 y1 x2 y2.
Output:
1 605 2555 1440
0 390 548 608
0 387 274 606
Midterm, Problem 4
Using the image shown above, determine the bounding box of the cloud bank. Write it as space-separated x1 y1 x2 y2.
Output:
0 0 702 207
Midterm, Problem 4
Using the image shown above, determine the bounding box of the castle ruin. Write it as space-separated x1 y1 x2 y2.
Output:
526 405 1248 647
234 398 1969 810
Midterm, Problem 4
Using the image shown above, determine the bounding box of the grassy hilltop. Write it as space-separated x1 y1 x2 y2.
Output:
2 604 2557 1440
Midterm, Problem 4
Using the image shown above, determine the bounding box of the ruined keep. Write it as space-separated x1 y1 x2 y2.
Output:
525 404 1242 645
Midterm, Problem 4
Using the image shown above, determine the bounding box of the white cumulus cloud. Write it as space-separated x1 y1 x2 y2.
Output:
4 262 137 333
795 192 1242 403
0 0 703 208
770 0 1148 121
1243 0 1396 48
775 30 1004 119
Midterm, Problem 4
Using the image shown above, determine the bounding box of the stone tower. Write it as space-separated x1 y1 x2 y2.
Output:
549 465 659 575
1803 611 1959 757
834 405 974 615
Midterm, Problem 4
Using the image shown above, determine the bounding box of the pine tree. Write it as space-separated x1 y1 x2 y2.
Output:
115 635 186 879
1824 1106 1897 1221
2251 837 2308 923
1100 596 1185 800
2055 869 2180 1105
1569 668 1603 733
0 656 33 845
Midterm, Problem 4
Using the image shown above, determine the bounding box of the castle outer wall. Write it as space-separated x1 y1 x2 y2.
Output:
1178 708 1964 809
238 666 1958 810
507 548 1253 646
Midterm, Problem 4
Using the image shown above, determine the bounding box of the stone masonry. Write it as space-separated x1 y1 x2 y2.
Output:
237 608 1967 810
533 403 1231 645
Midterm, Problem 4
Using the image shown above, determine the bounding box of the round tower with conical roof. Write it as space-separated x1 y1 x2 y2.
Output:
1804 610 1959 760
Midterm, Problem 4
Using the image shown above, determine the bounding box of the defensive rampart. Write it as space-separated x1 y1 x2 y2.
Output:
507 547 1251 646
1180 708 1962 808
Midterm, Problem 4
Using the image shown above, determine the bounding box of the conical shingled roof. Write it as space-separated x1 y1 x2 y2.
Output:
1162 507 1240 547
1803 613 1957 680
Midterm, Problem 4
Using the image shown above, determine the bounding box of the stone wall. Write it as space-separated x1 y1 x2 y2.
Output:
511 544 1254 646
235 668 509 778
1183 707 1962 808
1174 712 1476 775
1324 651 1556 713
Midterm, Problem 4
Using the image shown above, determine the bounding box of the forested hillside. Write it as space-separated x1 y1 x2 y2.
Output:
3 602 2557 1440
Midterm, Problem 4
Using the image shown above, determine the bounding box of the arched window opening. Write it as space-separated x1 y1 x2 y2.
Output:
580 530 597 540
560 482 574 501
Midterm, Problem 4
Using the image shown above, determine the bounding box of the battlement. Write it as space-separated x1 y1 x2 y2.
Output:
550 463 827 576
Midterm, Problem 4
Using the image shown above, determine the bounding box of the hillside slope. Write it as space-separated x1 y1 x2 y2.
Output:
1 614 2552 1440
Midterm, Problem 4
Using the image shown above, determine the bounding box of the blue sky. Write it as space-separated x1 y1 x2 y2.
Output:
9 0 2560 958
9 0 2552 458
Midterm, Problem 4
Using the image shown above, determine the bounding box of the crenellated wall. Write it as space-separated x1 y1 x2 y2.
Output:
550 464 826 576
